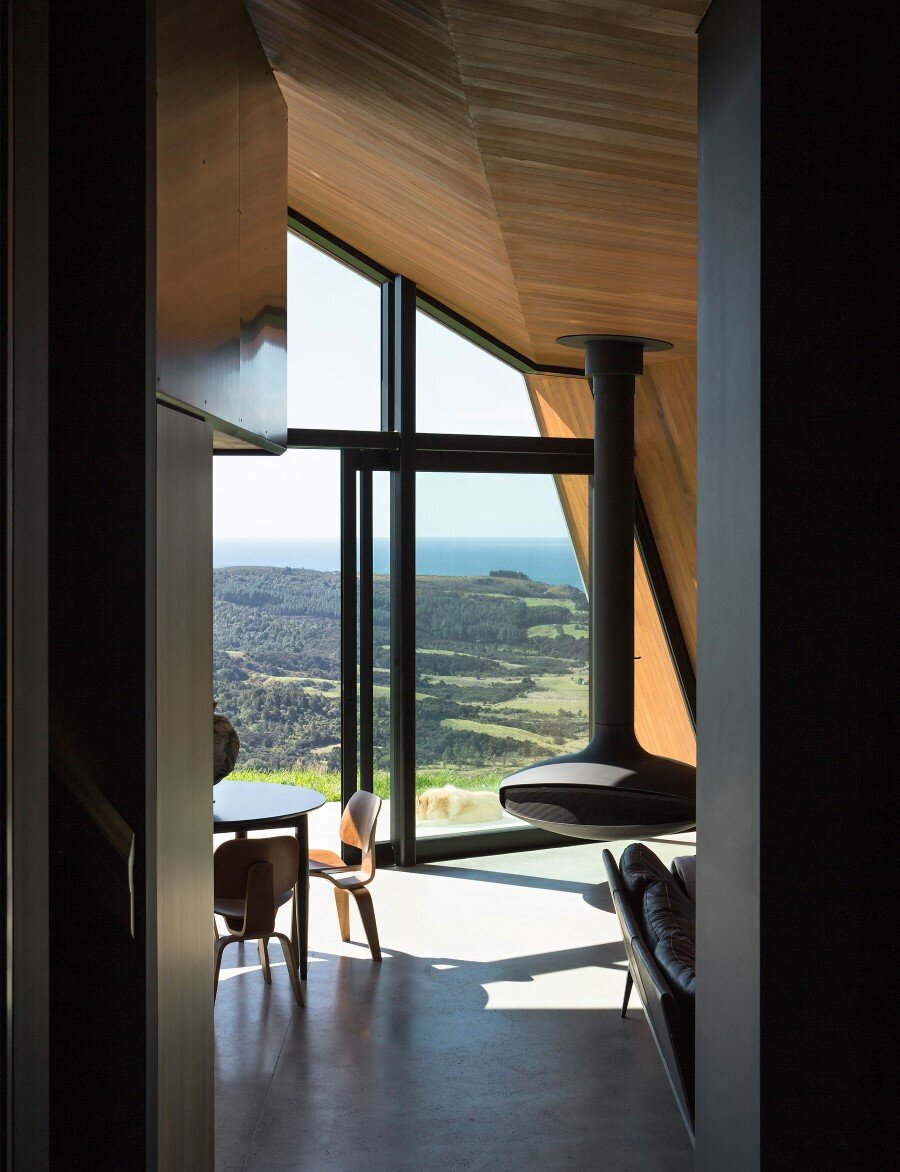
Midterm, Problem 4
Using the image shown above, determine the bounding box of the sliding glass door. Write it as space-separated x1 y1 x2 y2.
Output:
414 472 589 846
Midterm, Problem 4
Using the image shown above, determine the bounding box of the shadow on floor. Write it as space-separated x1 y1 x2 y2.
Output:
216 949 691 1170
410 861 615 912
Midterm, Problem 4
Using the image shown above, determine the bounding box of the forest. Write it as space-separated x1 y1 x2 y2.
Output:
214 565 590 784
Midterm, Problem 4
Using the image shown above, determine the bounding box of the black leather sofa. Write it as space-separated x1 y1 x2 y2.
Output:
602 843 696 1142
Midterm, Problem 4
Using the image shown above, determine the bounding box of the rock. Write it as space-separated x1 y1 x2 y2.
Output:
213 707 240 782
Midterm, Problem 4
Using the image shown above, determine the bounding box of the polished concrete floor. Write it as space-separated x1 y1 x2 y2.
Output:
215 834 695 1171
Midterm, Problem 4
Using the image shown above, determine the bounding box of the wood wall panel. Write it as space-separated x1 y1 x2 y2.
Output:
550 470 695 765
527 370 693 764
529 365 697 664
157 0 241 415
158 0 287 450
635 355 697 659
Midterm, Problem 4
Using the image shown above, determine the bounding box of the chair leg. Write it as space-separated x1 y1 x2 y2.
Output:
275 933 305 1006
214 936 233 1002
351 888 381 962
622 970 633 1018
334 887 351 943
258 937 272 985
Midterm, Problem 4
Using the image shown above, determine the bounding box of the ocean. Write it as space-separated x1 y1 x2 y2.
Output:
214 537 585 590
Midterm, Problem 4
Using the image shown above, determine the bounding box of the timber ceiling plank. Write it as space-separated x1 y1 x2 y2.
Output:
246 0 532 353
442 0 704 364
247 0 706 364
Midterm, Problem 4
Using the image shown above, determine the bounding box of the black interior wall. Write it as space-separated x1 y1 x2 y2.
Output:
47 2 156 1165
3 1 50 1165
697 2 891 1166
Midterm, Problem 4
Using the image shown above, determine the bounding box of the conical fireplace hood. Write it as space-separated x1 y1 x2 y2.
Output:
499 335 696 840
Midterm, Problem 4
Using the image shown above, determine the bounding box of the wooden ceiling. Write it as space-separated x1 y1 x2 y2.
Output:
246 0 706 365
245 0 702 757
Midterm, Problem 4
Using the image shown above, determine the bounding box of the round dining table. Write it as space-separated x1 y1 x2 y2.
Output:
213 780 326 981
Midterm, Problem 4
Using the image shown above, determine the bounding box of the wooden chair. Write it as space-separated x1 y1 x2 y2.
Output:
309 790 383 962
213 835 304 1005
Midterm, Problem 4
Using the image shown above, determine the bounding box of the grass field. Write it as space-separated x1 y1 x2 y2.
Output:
215 566 589 775
440 716 557 748
526 622 588 639
228 767 507 803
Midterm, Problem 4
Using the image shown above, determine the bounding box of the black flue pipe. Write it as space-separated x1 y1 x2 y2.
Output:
498 334 696 841
586 337 644 732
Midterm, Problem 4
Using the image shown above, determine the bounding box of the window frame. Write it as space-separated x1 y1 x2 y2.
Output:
251 213 696 867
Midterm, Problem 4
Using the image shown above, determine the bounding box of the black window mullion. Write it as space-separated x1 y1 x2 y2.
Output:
358 463 375 794
388 276 416 867
340 450 358 833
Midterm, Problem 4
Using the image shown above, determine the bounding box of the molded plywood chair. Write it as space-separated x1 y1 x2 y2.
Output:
309 791 383 961
213 835 304 1005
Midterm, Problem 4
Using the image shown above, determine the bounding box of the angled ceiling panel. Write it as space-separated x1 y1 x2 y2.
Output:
246 0 702 755
247 0 532 353
442 0 701 363
247 0 706 365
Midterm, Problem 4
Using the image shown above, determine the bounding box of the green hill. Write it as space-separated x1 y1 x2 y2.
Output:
214 565 589 779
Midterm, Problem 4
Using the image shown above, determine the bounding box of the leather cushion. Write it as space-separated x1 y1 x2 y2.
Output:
671 855 697 903
642 877 696 952
654 929 696 1010
618 843 672 915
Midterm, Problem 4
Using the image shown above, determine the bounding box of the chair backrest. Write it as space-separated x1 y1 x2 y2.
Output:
339 791 382 881
214 835 299 903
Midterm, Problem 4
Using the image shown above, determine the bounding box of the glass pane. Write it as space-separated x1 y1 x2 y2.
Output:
415 311 539 436
415 472 589 841
213 449 344 849
287 232 382 430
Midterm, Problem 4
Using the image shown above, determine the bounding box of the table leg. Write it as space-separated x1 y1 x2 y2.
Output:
235 830 248 950
293 818 309 981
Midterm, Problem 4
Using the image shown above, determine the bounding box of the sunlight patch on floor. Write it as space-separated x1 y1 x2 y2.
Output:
217 961 285 983
483 964 628 1010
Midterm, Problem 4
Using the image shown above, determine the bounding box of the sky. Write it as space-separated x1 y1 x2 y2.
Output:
213 234 570 541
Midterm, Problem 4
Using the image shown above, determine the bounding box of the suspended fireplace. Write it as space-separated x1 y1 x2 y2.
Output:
499 335 696 840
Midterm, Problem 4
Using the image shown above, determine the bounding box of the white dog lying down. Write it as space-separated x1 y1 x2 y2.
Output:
415 785 503 824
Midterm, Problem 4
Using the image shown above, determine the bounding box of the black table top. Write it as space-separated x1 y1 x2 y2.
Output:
213 779 326 833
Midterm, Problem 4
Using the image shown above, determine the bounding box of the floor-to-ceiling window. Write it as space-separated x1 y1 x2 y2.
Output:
213 216 688 865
